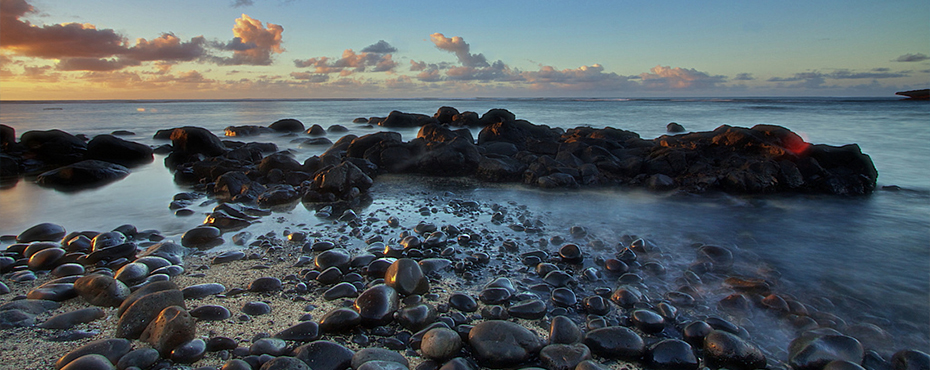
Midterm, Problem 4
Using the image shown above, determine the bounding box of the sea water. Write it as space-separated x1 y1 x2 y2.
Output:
1 98 928 354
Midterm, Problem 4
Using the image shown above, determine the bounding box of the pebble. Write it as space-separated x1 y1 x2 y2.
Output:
27 282 76 301
261 356 311 370
59 354 116 370
241 301 272 316
788 329 863 370
182 283 226 299
206 336 238 352
116 288 185 339
117 348 160 370
274 321 321 342
704 329 767 370
467 320 544 368
478 287 511 305
507 299 547 320
28 247 66 270
682 320 713 347
385 258 430 296
17 223 67 243
610 286 642 308
248 277 283 292
353 348 411 369
39 307 106 329
448 293 477 312
190 305 232 320
539 343 592 370
114 262 150 285
648 339 699 370
396 303 437 332
250 338 288 356
56 338 132 370
355 284 400 326
315 248 351 271
357 360 408 370
181 226 223 248
558 243 583 263
582 295 610 316
583 326 645 360
631 309 666 333
171 338 207 363
550 315 583 344
550 287 577 307
139 305 196 356
320 307 362 332
421 327 462 360
213 251 246 264
323 282 359 300
51 263 85 277
292 340 356 370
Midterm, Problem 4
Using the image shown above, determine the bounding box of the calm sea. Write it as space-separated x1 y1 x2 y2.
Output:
1 98 928 354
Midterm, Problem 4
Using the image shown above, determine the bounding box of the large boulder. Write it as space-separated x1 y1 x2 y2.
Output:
169 127 226 157
1 124 15 152
20 129 87 165
378 111 438 128
35 160 130 188
0 153 22 178
269 118 305 133
478 119 561 152
224 125 273 137
415 136 482 176
258 152 303 174
313 161 373 197
86 135 154 167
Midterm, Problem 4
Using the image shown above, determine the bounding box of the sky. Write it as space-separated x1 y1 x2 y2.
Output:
0 0 928 100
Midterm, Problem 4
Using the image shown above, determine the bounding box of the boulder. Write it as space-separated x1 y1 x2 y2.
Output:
258 152 303 174
269 118 305 132
1 124 15 152
415 137 482 176
478 119 561 152
433 106 461 124
313 161 373 197
476 156 526 182
478 108 516 126
169 127 226 157
0 153 22 178
35 160 130 188
378 111 438 128
20 129 87 165
667 122 686 133
224 125 273 137
86 134 154 167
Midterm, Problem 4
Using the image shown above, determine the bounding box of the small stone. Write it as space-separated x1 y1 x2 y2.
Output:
421 327 462 360
355 284 400 326
468 320 544 368
385 258 430 296
352 348 410 369
39 307 106 329
632 309 666 334
55 338 132 370
323 282 359 300
583 326 645 360
117 348 160 370
539 343 592 370
251 338 288 356
182 283 226 299
550 315 583 345
139 306 196 356
116 287 185 339
550 287 577 307
507 299 547 320
448 293 478 312
292 340 355 370
17 223 67 243
649 339 698 370
704 329 767 370
261 356 311 370
395 303 437 332
190 305 231 321
319 307 362 332
275 321 321 342
60 354 116 370
789 329 863 370
241 301 271 316
171 338 206 363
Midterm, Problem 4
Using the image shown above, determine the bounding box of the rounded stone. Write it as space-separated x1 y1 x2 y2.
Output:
56 338 132 370
355 284 400 326
682 321 713 347
704 329 767 370
448 293 477 312
261 356 311 370
323 282 359 300
114 262 150 285
28 247 66 270
181 226 222 248
51 263 85 277
892 350 930 370
139 306 196 356
190 305 231 321
248 277 283 292
182 283 226 299
467 320 544 368
275 321 321 342
60 354 116 370
396 303 437 332
550 315 584 345
319 307 362 332
507 299 547 320
478 287 512 305
91 231 127 251
117 348 160 370
385 258 430 296
539 343 592 370
352 347 410 369
292 340 355 370
610 286 642 308
251 338 288 356
649 339 698 370
824 360 868 370
558 244 583 263
39 307 106 329
583 326 645 360
17 223 67 243
171 338 207 363
551 287 577 307
632 309 666 334
421 327 462 360
315 248 351 272
241 301 271 316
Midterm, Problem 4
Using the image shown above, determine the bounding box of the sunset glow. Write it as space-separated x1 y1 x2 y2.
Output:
0 0 927 100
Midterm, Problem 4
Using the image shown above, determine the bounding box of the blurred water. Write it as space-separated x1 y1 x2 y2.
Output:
1 98 928 352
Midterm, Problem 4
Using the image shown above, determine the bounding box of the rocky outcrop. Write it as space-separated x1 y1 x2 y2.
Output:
86 134 154 167
35 160 131 189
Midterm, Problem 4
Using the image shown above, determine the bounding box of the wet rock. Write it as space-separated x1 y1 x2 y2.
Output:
251 337 288 356
27 282 76 301
508 299 547 320
36 160 131 188
39 307 106 329
224 125 274 137
262 356 312 370
171 338 206 363
550 315 583 344
355 284 400 326
583 326 645 360
248 277 283 292
275 321 321 342
20 129 87 164
241 301 272 316
892 350 930 370
323 282 359 300
59 354 116 370
168 126 227 157
632 309 666 334
539 343 592 370
116 288 185 339
396 303 437 331
182 283 226 299
479 287 512 305
86 134 154 167
139 306 196 356
789 329 864 370
213 250 246 264
468 320 544 368
448 293 478 312
353 347 410 369
181 226 223 248
551 287 577 307
421 327 462 360
610 286 642 308
190 305 231 321
55 338 131 370
824 360 868 370
0 309 35 328
558 243 583 263
28 247 66 270
114 262 149 285
116 348 160 370
270 118 305 132
319 307 362 332
315 248 352 272
682 321 713 347
292 340 355 370
649 339 699 370
385 258 430 296
704 329 767 370
667 122 686 133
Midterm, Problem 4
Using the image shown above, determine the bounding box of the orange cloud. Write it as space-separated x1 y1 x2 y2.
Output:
639 65 726 89
214 14 284 65
0 0 127 59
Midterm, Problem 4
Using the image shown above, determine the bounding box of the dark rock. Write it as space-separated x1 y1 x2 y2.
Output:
20 129 87 165
55 338 131 370
550 315 583 344
448 293 478 312
539 343 592 370
270 118 305 132
583 326 645 360
396 303 437 331
190 305 231 321
275 321 321 342
182 283 226 299
421 327 462 360
323 282 358 300
84 242 136 264
86 134 154 167
551 287 577 307
27 247 66 270
213 251 246 264
704 329 767 370
0 309 35 328
224 125 274 136
116 348 160 370
248 277 283 292
667 122 686 133
292 340 355 370
116 288 185 339
59 354 116 370
17 223 67 243
507 299 546 320
181 226 223 248
251 337 288 356
789 329 863 370
385 258 430 296
892 350 930 370
35 160 131 188
825 360 868 370
631 309 666 334
307 124 326 136
27 282 77 301
139 305 196 356
682 321 713 347
171 338 207 363
39 307 106 329
262 356 312 370
649 339 698 370
467 320 544 368
169 126 227 157
378 111 438 128
353 348 410 369
241 301 272 316
319 307 361 332
114 262 149 285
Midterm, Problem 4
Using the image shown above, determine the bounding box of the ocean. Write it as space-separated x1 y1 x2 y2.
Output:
1 97 928 357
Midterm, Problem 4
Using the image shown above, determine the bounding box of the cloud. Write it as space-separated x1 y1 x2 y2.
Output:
0 0 127 59
895 53 929 62
56 57 139 71
213 14 284 65
232 0 254 6
733 73 755 81
429 33 489 67
361 40 397 54
639 66 727 89
126 33 208 62
292 44 396 74
768 72 827 88
828 69 906 79
520 64 635 91
290 71 329 83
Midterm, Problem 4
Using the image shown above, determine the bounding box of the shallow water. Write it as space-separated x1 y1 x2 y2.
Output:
1 98 928 355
